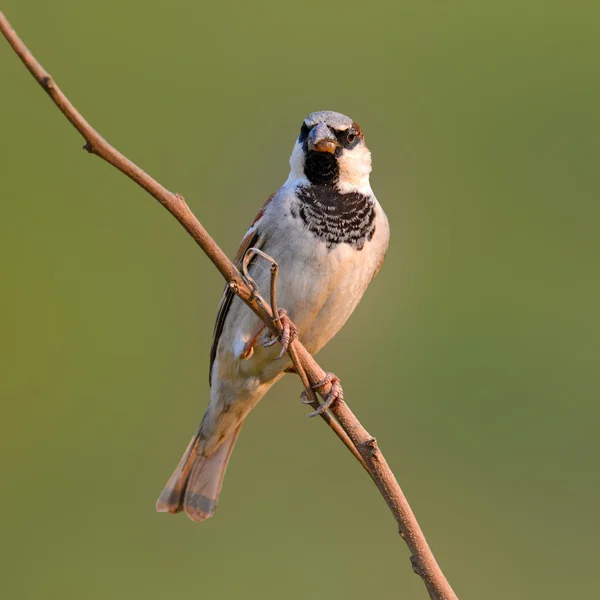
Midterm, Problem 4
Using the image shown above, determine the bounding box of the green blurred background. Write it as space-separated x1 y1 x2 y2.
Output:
1 1 599 598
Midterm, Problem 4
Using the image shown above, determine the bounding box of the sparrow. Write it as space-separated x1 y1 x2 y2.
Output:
156 110 390 522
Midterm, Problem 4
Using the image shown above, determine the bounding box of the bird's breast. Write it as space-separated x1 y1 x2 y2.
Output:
255 188 389 354
289 184 377 251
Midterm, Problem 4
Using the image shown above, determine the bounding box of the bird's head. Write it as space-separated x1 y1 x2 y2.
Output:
288 111 372 193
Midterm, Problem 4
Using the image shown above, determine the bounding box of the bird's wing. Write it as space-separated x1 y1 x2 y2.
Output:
209 194 275 384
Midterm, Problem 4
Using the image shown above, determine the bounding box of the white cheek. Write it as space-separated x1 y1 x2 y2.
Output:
287 141 307 184
336 145 372 193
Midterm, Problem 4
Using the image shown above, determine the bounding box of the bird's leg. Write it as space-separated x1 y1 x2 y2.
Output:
241 248 298 359
262 308 298 358
240 323 267 360
305 372 344 418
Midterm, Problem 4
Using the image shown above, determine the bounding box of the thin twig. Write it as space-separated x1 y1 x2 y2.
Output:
0 12 458 600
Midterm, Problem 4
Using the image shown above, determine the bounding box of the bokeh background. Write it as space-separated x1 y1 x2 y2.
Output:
1 2 599 598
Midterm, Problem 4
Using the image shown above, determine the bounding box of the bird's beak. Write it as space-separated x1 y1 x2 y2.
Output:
307 122 338 154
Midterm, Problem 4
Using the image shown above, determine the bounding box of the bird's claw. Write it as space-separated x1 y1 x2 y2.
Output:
306 373 343 418
262 309 298 358
262 336 278 348
300 390 312 405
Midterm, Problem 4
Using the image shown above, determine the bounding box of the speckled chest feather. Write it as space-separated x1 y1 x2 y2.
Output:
291 185 376 250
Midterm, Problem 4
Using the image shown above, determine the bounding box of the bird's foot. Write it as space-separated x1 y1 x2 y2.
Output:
305 372 344 418
262 308 298 358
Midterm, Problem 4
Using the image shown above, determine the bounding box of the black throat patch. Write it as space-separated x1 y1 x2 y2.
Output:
303 151 340 185
291 185 376 250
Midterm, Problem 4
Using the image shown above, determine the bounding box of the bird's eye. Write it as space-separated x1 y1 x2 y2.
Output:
347 132 356 144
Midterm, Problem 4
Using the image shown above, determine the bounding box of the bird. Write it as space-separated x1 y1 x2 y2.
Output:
156 110 390 522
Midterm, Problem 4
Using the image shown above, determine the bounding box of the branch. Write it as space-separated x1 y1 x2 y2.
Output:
0 13 458 600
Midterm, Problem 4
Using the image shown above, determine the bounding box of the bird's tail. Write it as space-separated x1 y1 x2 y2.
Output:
156 423 243 522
